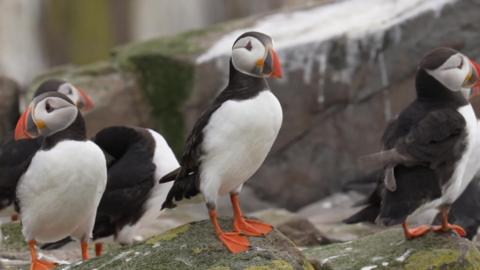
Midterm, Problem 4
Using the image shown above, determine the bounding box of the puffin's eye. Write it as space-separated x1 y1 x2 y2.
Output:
45 101 53 113
67 88 73 95
245 41 252 51
457 58 464 69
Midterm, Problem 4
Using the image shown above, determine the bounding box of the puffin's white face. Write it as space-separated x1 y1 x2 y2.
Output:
231 32 282 78
15 94 78 140
57 83 94 111
232 37 267 77
426 53 479 92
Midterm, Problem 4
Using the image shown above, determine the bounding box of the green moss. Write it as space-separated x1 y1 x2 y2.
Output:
305 227 480 270
146 224 190 243
63 218 308 270
302 259 315 270
243 260 293 270
405 249 459 270
1 222 27 251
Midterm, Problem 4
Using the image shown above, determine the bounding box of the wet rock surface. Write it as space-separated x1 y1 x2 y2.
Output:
304 228 480 270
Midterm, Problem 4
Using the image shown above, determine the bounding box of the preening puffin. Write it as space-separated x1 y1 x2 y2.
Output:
346 48 480 239
41 126 179 257
0 79 94 221
14 92 106 270
160 31 283 253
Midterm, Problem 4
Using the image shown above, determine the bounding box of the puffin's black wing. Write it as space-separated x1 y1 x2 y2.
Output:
160 101 222 209
377 108 466 225
92 126 156 239
395 108 466 167
0 137 41 210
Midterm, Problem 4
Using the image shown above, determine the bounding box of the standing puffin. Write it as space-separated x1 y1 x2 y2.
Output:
15 92 106 270
346 48 480 239
0 79 94 222
41 126 179 257
160 31 283 253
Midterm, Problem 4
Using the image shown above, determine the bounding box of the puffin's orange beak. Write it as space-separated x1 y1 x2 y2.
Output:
15 106 35 140
469 60 480 99
77 87 94 111
270 49 282 79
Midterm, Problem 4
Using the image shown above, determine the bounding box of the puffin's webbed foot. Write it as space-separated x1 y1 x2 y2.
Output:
402 222 431 240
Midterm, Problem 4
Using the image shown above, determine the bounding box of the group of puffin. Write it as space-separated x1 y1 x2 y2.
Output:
1 30 480 270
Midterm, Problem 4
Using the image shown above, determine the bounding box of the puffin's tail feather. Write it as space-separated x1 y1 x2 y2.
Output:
159 168 180 184
161 171 199 210
40 237 73 250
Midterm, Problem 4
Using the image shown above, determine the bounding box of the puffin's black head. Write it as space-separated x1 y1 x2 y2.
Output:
416 47 480 99
231 31 282 79
15 92 79 140
34 79 94 111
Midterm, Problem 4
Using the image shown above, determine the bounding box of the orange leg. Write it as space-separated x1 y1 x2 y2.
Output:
95 242 103 257
81 241 89 261
231 193 273 237
208 208 249 253
402 222 430 240
28 240 56 270
432 207 466 237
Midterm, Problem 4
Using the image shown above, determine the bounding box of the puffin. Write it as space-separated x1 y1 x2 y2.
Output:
345 47 480 239
160 31 283 253
0 79 94 222
41 126 179 257
14 92 107 270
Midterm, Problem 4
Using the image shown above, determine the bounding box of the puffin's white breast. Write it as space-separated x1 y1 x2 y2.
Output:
200 90 283 198
17 140 107 242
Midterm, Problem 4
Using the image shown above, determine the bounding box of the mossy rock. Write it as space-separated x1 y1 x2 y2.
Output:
304 227 480 270
1 222 26 251
58 217 313 270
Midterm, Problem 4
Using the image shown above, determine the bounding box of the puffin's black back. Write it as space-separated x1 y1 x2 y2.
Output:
91 126 156 239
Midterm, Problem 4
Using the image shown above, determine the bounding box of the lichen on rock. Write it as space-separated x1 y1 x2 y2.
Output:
304 227 480 270
58 217 313 270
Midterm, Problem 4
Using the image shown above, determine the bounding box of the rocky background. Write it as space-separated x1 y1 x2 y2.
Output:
1 0 480 269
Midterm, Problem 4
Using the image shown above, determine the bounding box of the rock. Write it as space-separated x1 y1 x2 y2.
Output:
277 218 333 247
304 227 480 270
58 217 314 270
0 76 19 141
297 192 383 242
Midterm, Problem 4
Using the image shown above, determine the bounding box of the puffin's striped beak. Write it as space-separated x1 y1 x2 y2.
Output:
76 87 94 111
469 60 480 99
269 49 282 79
14 104 38 140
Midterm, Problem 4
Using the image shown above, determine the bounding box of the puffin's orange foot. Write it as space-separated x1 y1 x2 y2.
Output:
432 223 466 237
234 218 273 237
30 258 57 270
217 232 249 253
404 225 431 240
